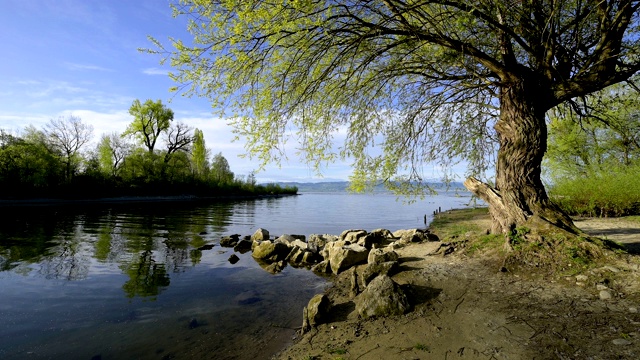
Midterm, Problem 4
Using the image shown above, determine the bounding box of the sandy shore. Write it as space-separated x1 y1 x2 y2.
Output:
274 215 640 360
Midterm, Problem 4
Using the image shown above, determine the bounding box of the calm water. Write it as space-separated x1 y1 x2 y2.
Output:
0 190 473 359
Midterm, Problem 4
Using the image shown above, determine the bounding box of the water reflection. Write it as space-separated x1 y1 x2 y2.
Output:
0 202 243 298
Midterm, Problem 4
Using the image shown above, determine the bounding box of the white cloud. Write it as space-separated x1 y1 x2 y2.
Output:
143 67 170 76
65 62 114 72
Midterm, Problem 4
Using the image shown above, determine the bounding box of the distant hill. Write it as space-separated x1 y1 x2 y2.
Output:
267 181 468 194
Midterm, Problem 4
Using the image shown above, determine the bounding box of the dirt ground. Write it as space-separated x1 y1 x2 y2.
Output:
274 216 640 360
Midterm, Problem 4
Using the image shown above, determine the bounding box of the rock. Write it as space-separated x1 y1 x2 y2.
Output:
301 251 321 265
220 234 241 247
367 248 399 265
425 233 440 242
302 294 331 333
596 284 608 291
291 234 306 242
291 239 308 250
392 229 430 243
275 234 297 246
327 243 370 274
370 228 393 239
308 234 337 249
188 318 199 329
197 244 215 251
340 229 368 243
233 239 253 253
602 266 620 273
599 290 613 300
362 261 399 286
321 240 348 259
251 228 270 242
286 246 306 264
612 338 632 346
575 274 588 282
252 241 291 262
355 275 410 318
311 260 332 274
228 254 240 264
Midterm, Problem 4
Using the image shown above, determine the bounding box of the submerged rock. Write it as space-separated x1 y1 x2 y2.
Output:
228 254 240 264
220 234 241 247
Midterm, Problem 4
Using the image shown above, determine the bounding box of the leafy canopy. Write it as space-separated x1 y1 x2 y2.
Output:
148 1 640 192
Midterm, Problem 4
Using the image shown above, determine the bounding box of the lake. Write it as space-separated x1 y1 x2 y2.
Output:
0 189 474 359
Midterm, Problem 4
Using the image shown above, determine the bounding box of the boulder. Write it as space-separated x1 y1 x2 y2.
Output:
285 246 305 264
291 239 308 250
311 260 332 275
392 229 430 243
301 251 321 264
340 229 368 243
328 243 370 275
228 254 240 264
359 229 394 248
252 241 290 262
251 228 270 242
275 234 297 246
309 234 338 249
367 248 399 265
233 239 253 253
362 261 399 286
302 294 331 333
355 275 410 318
321 240 348 259
220 234 241 247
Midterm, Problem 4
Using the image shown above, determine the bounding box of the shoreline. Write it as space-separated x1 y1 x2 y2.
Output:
274 212 640 359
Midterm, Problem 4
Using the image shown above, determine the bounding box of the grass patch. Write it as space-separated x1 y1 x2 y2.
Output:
429 208 624 276
429 208 488 241
414 343 430 351
328 348 347 355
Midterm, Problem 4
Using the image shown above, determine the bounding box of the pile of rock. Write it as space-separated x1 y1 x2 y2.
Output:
217 226 440 329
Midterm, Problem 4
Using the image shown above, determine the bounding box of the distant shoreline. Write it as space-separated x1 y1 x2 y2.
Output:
0 193 298 207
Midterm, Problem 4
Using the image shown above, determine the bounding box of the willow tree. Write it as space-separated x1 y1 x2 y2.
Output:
150 1 640 235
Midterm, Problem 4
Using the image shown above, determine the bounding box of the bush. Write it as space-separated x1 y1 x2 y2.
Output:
549 165 640 217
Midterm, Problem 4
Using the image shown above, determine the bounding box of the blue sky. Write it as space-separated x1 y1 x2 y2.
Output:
0 0 463 183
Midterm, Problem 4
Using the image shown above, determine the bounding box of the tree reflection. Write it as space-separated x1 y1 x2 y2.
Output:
1 201 239 298
122 250 171 299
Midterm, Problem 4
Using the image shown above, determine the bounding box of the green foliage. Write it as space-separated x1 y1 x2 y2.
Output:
147 0 640 199
0 119 295 199
123 99 174 153
545 82 640 216
191 128 209 178
549 165 640 217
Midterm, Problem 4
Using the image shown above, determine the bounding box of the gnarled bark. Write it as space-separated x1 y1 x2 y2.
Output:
464 76 579 236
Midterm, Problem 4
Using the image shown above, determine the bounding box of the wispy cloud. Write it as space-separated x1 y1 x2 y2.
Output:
65 62 114 72
143 67 170 76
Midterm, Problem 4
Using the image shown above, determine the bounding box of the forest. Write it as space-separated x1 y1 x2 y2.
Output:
0 99 297 200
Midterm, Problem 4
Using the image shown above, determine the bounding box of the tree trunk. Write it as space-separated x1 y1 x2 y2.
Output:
464 76 579 235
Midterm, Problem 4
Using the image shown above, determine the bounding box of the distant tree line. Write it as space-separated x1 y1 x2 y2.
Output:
0 99 296 199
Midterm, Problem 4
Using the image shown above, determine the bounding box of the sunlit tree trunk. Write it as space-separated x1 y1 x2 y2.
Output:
465 76 578 235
